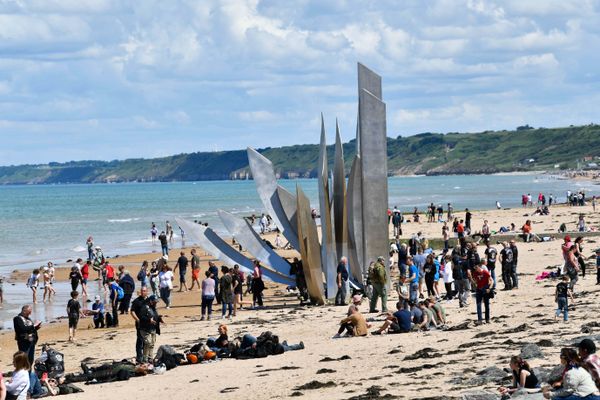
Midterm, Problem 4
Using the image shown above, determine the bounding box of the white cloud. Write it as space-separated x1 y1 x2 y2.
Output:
1 0 600 165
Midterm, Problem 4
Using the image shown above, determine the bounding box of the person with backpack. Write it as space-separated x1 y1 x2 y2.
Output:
109 280 124 327
118 271 135 314
139 295 163 363
66 291 84 342
369 256 388 313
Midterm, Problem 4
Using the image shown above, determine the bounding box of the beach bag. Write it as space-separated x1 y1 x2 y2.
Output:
35 346 65 379
105 312 113 327
137 270 145 282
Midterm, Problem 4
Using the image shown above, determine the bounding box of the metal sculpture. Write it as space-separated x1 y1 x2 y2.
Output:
355 63 389 280
217 210 293 277
296 185 325 305
317 116 338 299
346 155 364 283
247 148 300 250
176 218 294 285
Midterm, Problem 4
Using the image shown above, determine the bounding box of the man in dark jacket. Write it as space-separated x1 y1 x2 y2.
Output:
118 271 136 314
139 295 163 363
509 240 519 289
14 305 41 364
130 287 148 363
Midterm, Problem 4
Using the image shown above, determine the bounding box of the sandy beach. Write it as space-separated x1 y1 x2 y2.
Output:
1 204 600 399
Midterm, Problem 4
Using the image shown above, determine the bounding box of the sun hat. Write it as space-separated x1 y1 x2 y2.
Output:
95 246 101 250
94 295 101 301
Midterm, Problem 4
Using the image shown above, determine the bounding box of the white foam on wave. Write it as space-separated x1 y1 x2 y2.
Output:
26 249 45 256
108 218 140 223
453 186 461 189
127 238 153 245
71 245 86 252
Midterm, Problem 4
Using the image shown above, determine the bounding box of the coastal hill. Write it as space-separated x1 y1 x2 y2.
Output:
2 124 599 184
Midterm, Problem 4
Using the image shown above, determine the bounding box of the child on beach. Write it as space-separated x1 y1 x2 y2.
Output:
27 269 40 303
555 275 574 322
67 291 84 341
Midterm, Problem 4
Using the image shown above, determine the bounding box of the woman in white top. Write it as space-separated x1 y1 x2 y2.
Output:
543 348 600 399
5 352 30 400
440 255 454 301
158 264 174 309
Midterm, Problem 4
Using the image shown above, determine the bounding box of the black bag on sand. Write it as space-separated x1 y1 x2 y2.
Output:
105 312 113 328
35 346 65 379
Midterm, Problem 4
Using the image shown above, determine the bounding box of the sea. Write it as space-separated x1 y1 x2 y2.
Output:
0 174 597 328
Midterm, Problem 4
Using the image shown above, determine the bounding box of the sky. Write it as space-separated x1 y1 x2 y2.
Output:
1 0 600 166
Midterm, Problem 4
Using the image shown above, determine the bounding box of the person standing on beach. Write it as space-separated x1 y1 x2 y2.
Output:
109 280 122 327
158 263 174 309
42 267 56 303
471 262 493 325
259 214 268 234
13 305 41 364
465 209 472 232
189 249 201 290
138 295 163 363
158 231 168 256
118 271 135 314
150 223 157 244
208 261 220 304
173 251 189 292
166 221 173 243
392 208 402 236
452 245 470 308
509 240 519 289
413 248 426 299
447 203 453 221
555 275 573 322
130 286 149 363
335 257 349 306
69 266 82 292
67 290 84 341
500 242 514 290
93 246 105 280
368 256 388 313
220 266 234 319
481 220 491 244
201 270 215 320
484 241 498 288
86 236 94 262
26 269 40 303
80 259 90 297
252 260 265 308
457 220 466 248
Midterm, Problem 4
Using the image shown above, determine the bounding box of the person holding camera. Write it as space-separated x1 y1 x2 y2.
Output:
471 261 494 325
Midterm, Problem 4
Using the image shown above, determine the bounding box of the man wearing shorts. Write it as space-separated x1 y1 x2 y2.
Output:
173 251 189 292
67 291 83 341
189 249 201 290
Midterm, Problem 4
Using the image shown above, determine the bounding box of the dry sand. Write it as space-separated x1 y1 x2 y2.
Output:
1 205 600 399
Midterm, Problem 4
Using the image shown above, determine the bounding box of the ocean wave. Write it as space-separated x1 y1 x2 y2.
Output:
71 245 86 252
108 218 140 223
127 238 153 245
26 249 45 256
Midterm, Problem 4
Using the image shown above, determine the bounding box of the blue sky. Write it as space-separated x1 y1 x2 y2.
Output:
1 0 600 166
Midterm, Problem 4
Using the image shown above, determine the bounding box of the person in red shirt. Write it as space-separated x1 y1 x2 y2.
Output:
457 220 466 247
471 262 493 325
81 260 90 297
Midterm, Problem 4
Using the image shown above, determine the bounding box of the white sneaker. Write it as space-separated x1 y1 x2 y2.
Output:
332 333 341 339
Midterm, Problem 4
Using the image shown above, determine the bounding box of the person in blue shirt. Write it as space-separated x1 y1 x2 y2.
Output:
90 295 105 328
372 301 413 334
407 256 419 303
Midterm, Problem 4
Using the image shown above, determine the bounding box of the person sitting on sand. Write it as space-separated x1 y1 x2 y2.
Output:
206 324 229 356
543 348 600 399
427 296 446 325
347 294 363 315
499 355 540 397
333 306 369 338
372 301 412 335
5 351 30 400
417 300 436 330
230 331 303 359
578 339 600 390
